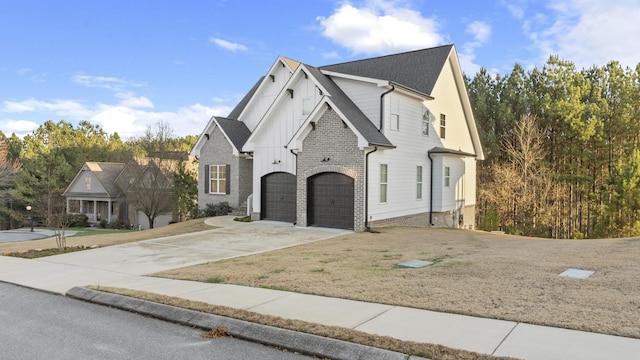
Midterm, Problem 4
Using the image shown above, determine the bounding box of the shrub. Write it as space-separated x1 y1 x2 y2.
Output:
203 202 232 217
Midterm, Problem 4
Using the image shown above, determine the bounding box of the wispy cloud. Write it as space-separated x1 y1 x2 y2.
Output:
317 1 444 55
210 37 248 52
73 73 146 93
520 0 640 68
459 20 492 74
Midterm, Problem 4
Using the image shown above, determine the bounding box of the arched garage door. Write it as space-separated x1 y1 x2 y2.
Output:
308 172 354 230
261 172 296 223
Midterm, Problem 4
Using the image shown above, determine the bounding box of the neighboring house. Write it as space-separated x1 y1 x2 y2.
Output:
191 45 484 231
63 154 196 229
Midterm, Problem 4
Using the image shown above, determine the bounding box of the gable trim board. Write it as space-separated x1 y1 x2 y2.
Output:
195 44 483 231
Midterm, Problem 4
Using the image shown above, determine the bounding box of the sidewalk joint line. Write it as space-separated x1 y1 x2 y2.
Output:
354 305 395 329
492 322 519 355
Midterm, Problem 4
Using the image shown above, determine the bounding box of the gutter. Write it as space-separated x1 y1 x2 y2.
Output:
364 146 378 231
379 85 395 131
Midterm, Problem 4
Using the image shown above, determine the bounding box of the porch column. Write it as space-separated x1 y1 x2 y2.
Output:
108 200 112 222
66 198 70 214
93 200 98 221
80 200 84 213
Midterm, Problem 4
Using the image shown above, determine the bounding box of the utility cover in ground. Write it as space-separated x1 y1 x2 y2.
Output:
397 260 434 268
559 268 595 279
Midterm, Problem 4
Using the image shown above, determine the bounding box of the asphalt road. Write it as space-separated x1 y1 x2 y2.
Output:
0 282 313 360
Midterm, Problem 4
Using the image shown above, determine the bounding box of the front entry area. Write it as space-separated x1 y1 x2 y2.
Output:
307 172 354 230
261 172 297 223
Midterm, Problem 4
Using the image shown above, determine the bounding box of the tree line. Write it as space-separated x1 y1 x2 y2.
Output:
0 120 198 230
468 56 640 238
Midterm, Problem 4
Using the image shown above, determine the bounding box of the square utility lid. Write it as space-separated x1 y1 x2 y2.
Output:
559 268 595 279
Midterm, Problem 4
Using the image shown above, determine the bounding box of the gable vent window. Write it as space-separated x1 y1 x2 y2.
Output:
422 106 430 136
440 114 446 139
302 98 312 116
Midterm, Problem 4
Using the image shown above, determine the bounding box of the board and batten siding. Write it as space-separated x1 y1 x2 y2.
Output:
241 62 294 131
249 73 322 215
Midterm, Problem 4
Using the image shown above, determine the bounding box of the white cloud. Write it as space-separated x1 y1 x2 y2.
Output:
89 102 232 139
317 1 444 54
525 0 640 68
2 120 39 136
1 98 93 119
116 93 154 109
459 21 492 74
210 38 248 52
0 96 231 139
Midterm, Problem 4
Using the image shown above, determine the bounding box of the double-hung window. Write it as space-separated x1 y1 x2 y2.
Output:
206 164 229 194
440 114 446 139
444 166 450 188
380 164 388 203
390 98 400 131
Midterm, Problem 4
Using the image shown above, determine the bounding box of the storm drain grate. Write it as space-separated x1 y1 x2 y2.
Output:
559 268 595 279
397 260 434 269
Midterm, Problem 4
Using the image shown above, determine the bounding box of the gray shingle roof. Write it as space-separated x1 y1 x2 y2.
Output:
304 65 394 148
215 117 252 152
227 76 264 119
320 45 453 96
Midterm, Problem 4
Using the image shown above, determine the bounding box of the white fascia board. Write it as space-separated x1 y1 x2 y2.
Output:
243 64 320 152
320 70 390 87
236 56 296 121
190 116 217 156
447 47 485 160
288 97 369 151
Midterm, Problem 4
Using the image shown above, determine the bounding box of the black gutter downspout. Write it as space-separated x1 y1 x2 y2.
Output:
379 85 395 131
364 146 378 231
428 150 435 226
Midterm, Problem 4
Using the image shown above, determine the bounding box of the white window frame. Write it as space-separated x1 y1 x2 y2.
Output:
302 97 312 117
444 166 450 188
380 164 388 203
440 113 446 139
209 165 227 194
416 166 423 200
390 98 400 131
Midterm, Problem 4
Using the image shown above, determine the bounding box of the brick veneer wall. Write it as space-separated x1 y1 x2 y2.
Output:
296 109 366 231
198 127 252 213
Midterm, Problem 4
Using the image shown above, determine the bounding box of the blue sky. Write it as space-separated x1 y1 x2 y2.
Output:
1 0 639 139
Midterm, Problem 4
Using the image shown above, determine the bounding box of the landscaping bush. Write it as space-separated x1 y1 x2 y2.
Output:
203 202 232 217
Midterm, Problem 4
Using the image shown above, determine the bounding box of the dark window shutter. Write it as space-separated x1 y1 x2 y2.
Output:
225 164 231 194
204 165 210 194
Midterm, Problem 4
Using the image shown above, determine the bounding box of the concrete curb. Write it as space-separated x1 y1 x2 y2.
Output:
66 287 428 360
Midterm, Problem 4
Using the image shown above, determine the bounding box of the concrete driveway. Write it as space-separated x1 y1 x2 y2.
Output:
0 216 350 293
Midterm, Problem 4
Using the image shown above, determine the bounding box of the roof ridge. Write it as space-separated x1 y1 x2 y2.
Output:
320 44 453 68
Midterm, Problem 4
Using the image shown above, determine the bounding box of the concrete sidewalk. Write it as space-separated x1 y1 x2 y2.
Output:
1 216 639 359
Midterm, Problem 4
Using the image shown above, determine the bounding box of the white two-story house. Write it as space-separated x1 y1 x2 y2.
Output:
191 45 483 231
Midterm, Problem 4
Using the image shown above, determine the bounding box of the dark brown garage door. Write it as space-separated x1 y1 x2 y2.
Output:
261 172 296 223
307 172 354 230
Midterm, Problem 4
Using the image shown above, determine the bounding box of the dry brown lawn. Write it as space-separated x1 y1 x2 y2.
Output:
155 227 640 339
5 221 639 359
